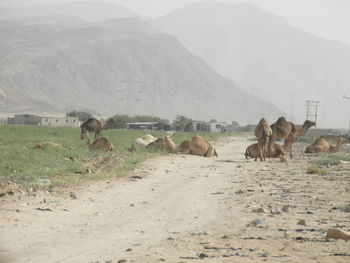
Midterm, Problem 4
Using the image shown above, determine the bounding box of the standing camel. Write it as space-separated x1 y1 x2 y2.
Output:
254 118 273 161
294 120 316 137
80 118 104 139
269 117 316 158
268 117 296 158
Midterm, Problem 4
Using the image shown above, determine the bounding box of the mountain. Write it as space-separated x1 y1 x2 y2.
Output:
0 1 140 21
154 1 350 128
0 17 283 123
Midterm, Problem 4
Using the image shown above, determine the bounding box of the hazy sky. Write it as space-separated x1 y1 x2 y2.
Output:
113 0 350 46
2 0 349 45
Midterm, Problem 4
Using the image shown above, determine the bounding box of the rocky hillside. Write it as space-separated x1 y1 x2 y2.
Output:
0 17 283 123
154 2 350 128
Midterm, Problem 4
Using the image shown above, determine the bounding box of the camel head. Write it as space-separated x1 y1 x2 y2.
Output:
337 137 348 146
81 133 89 141
303 120 316 129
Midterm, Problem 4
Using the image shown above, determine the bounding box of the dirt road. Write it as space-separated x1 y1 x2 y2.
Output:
1 136 350 263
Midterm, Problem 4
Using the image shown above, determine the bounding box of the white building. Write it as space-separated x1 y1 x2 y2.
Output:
40 116 80 127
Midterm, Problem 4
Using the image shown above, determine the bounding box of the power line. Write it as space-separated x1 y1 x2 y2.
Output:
305 100 320 127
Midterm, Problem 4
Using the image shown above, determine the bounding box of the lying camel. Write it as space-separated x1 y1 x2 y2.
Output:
33 142 63 150
254 118 273 161
245 142 283 161
128 134 158 152
81 134 114 151
305 137 348 153
164 135 218 157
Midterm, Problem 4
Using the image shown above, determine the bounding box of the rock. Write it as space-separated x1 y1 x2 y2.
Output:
248 219 265 227
125 248 133 252
326 228 350 241
198 253 208 259
70 192 77 199
282 205 289 212
297 219 306 225
252 207 265 213
270 208 281 215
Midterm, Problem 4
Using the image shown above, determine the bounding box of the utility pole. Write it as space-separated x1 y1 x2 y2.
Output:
305 100 320 127
344 95 350 134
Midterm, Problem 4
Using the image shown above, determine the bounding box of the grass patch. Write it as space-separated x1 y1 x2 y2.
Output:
0 125 226 189
306 166 327 175
338 203 350 213
312 154 350 166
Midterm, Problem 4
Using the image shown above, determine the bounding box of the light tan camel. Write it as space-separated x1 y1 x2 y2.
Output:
33 142 63 150
164 135 218 157
305 137 348 153
245 142 283 161
254 118 273 161
82 134 114 151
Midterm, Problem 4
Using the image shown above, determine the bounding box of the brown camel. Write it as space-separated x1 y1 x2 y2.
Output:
81 134 114 151
80 118 104 139
33 142 63 150
245 142 283 160
305 137 348 153
294 120 316 137
268 117 315 158
268 117 295 158
164 135 218 157
254 118 273 161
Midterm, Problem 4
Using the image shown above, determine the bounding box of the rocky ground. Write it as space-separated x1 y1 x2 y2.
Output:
1 135 349 263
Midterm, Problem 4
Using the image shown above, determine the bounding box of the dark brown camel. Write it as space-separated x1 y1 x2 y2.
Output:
80 118 104 139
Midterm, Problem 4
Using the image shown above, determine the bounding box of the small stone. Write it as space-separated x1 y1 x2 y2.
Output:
282 205 289 212
252 207 265 213
297 219 306 225
126 248 133 252
198 253 208 258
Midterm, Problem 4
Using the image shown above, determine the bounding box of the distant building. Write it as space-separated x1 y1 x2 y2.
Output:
126 122 157 130
40 116 80 127
186 120 228 133
6 114 80 127
0 117 8 125
8 114 41 125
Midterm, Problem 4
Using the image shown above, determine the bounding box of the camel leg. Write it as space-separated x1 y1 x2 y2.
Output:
257 142 264 161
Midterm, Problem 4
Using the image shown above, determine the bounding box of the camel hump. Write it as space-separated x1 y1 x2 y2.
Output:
276 116 287 123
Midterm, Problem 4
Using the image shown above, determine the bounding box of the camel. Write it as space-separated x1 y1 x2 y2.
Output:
305 137 348 153
254 118 273 161
146 132 176 150
33 142 63 150
164 135 218 157
80 118 104 139
268 117 315 158
268 117 295 158
294 120 316 137
81 134 114 151
245 142 283 160
128 134 158 152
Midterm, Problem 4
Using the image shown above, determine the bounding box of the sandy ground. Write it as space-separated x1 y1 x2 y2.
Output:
1 135 350 263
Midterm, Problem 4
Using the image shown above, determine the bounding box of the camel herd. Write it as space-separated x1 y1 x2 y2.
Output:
33 117 348 158
246 116 349 161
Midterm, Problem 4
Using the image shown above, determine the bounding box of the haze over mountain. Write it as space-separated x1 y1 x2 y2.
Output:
0 17 283 123
154 2 350 128
0 1 140 22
